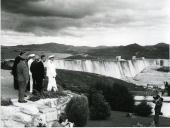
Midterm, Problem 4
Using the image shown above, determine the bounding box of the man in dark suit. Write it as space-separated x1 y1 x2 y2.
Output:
31 55 45 94
41 55 47 90
17 53 29 103
12 51 25 90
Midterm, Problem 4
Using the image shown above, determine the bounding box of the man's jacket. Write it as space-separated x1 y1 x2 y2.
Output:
17 60 29 82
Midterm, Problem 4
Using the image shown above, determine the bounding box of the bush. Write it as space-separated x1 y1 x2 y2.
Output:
100 83 135 112
134 101 152 117
1 60 13 70
65 94 89 127
89 82 134 112
90 90 111 120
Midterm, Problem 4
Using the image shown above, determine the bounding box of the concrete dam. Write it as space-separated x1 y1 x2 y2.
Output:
2 57 169 80
54 58 169 80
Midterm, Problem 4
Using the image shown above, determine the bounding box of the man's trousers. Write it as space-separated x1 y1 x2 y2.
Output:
18 81 27 101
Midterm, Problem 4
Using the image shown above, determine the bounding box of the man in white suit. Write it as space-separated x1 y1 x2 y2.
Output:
46 55 58 91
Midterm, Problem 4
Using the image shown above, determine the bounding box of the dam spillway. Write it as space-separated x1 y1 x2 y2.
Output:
54 59 161 80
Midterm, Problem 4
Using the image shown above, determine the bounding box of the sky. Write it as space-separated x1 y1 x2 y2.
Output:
1 0 170 46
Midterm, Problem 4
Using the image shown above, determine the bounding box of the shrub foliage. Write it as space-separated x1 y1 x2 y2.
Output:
93 82 135 112
90 90 111 120
65 94 89 127
109 83 134 112
134 101 152 117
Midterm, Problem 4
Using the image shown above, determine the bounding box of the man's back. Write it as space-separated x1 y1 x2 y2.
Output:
31 61 45 78
17 60 29 82
37 61 45 78
30 61 38 76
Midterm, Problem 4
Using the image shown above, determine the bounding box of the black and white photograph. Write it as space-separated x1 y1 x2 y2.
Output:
1 0 170 127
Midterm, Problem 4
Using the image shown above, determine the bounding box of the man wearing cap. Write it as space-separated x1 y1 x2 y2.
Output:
17 53 29 103
12 51 25 90
30 55 45 93
46 55 58 91
28 54 35 93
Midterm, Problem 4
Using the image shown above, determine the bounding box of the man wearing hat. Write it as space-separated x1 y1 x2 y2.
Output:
17 53 29 103
46 55 58 91
12 51 25 90
28 54 35 93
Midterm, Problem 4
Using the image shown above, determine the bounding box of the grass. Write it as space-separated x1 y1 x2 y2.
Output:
56 69 145 93
86 111 170 127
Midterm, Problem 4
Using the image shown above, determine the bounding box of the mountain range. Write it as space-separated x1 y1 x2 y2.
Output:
1 42 169 59
86 43 169 59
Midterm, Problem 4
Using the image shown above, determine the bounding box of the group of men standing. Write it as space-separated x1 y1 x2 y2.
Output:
12 51 58 103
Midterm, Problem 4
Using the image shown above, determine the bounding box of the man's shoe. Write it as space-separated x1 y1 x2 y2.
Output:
18 100 27 103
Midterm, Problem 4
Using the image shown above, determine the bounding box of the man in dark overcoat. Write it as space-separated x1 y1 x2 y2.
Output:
12 51 25 90
17 53 29 103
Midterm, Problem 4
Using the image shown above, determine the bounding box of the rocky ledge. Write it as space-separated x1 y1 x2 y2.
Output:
1 90 77 127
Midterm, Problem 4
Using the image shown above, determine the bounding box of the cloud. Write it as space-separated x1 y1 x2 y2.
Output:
15 17 82 36
1 0 97 18
1 0 170 46
1 11 84 36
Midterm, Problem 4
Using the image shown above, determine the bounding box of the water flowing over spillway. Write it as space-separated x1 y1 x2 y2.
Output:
54 59 161 80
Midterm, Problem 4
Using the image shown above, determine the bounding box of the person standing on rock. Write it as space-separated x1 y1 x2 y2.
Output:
27 54 35 93
17 53 29 103
46 55 58 91
12 51 25 90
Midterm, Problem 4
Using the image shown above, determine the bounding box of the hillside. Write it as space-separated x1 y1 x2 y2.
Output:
1 42 169 59
86 43 169 59
56 69 145 94
1 43 92 59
